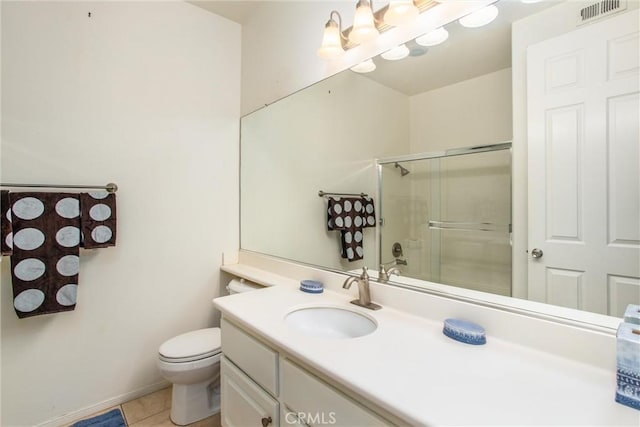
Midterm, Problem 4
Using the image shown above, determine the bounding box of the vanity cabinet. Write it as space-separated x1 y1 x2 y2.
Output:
220 317 394 427
280 359 389 426
221 357 279 427
221 318 278 395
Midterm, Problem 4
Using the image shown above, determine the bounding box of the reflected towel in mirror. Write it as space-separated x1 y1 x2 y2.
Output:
326 196 375 262
1 190 13 256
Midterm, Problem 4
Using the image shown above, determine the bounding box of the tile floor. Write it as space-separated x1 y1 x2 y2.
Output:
70 387 221 427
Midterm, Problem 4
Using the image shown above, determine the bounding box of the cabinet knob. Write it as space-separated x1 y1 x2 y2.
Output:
261 416 272 427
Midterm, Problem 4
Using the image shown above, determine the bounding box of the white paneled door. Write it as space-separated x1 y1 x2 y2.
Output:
527 10 639 316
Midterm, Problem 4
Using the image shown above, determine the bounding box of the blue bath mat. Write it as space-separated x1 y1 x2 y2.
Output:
72 408 127 427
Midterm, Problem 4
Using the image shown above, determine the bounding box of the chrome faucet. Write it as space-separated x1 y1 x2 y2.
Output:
342 266 382 310
378 264 401 283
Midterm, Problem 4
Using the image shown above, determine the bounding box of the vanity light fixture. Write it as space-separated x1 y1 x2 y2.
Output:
319 0 497 59
384 0 420 26
381 44 410 60
459 4 499 28
318 10 347 59
349 0 380 45
318 0 439 57
415 26 449 46
350 58 377 73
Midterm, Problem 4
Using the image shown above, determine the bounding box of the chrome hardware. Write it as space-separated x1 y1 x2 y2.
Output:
428 220 511 233
391 242 403 257
261 416 272 427
342 266 382 310
378 264 401 283
531 248 544 259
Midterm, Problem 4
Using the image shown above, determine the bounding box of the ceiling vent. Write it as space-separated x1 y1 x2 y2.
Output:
577 0 627 26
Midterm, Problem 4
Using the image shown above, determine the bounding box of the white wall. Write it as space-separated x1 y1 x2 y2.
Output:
241 71 409 271
0 2 240 425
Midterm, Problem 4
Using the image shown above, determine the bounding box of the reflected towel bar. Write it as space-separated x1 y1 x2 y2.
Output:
318 190 368 198
1 182 118 193
428 220 511 233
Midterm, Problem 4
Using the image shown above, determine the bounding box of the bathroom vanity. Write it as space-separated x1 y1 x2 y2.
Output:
214 257 639 426
220 317 396 426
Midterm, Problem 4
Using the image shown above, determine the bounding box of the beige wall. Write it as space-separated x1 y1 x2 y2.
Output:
409 68 513 152
0 2 240 425
241 71 409 271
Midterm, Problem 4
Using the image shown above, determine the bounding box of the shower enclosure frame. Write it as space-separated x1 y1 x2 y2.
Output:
376 141 513 287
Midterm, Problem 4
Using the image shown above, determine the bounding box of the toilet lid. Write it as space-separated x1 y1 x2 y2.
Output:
228 280 262 293
159 328 221 362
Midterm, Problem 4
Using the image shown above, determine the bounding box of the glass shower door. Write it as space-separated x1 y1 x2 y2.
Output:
379 145 512 296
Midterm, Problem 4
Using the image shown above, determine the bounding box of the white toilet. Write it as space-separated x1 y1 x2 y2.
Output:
157 279 262 425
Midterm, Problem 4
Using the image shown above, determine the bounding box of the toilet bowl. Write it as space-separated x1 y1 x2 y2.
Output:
157 328 222 425
157 279 262 425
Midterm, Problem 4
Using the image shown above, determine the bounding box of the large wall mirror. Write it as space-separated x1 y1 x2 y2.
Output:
241 0 639 325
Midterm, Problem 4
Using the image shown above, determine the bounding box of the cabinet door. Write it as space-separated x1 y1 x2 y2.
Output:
281 405 310 427
221 356 279 427
281 359 391 426
222 318 279 395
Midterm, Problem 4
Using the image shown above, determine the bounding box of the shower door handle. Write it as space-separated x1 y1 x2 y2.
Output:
531 248 543 259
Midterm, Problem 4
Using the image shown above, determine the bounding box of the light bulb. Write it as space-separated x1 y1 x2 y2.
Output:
415 27 449 47
348 0 379 45
350 59 377 73
381 44 410 61
459 5 499 28
317 15 345 59
384 0 419 27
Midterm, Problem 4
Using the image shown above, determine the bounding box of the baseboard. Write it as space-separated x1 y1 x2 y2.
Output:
35 380 171 427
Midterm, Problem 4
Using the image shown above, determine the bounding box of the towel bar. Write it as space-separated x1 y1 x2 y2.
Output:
318 190 368 198
1 182 118 193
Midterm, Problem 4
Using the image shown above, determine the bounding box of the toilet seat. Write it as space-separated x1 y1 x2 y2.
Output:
159 328 221 363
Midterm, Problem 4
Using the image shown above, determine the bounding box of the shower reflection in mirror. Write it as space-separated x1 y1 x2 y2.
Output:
378 142 512 296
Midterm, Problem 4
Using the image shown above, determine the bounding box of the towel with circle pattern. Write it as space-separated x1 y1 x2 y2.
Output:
80 192 117 248
1 190 13 255
5 191 117 318
9 192 82 318
327 196 376 262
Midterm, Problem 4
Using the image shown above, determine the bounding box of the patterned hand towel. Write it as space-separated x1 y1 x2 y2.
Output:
9 192 81 318
1 190 13 255
327 197 376 262
80 192 117 248
361 197 376 229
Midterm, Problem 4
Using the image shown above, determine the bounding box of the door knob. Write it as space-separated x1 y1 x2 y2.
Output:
531 248 543 258
261 416 272 427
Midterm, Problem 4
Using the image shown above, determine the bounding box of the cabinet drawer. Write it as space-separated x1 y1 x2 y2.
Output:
221 318 278 395
221 356 278 427
281 359 391 426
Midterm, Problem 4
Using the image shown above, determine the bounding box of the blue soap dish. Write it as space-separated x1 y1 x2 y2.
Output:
300 280 324 294
443 318 487 345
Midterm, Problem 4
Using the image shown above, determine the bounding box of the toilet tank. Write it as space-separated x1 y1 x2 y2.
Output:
227 278 263 294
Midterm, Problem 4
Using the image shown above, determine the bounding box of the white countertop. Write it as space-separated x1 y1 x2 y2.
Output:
214 285 639 426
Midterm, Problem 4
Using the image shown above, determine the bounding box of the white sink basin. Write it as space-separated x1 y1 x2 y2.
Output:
285 306 377 339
